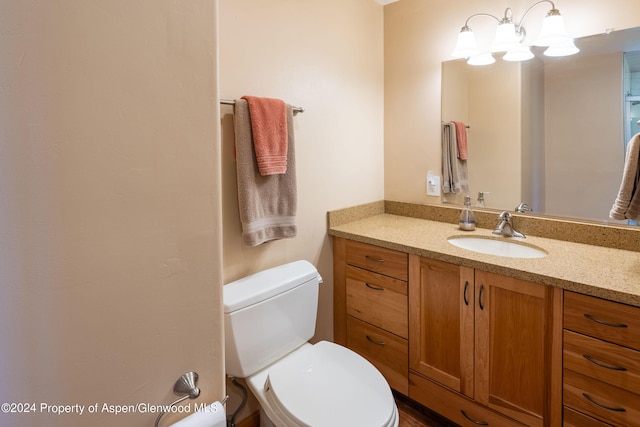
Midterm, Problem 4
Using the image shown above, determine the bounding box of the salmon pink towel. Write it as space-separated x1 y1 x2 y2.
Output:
242 96 288 175
452 121 468 160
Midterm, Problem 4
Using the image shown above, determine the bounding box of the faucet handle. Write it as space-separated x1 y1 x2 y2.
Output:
515 203 532 213
497 211 512 220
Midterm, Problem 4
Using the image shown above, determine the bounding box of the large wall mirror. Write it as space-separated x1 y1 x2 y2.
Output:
441 27 640 225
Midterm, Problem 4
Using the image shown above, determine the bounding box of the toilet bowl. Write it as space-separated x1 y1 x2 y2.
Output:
224 260 398 427
247 341 398 427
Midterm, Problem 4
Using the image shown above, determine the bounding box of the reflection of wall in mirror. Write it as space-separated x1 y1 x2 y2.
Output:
441 59 544 213
545 52 623 221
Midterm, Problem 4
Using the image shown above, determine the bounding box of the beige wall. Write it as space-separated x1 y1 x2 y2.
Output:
219 0 384 342
218 1 383 420
0 2 224 426
545 52 624 220
384 0 640 205
441 59 524 209
468 61 523 209
521 58 546 213
441 59 545 211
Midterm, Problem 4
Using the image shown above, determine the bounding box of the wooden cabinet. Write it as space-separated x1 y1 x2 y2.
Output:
408 257 475 396
333 237 409 394
333 237 566 426
563 291 640 426
408 255 562 427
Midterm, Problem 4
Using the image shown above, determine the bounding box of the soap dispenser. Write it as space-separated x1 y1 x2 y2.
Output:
459 195 476 231
476 191 486 208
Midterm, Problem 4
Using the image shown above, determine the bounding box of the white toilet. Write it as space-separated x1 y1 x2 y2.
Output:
224 260 399 427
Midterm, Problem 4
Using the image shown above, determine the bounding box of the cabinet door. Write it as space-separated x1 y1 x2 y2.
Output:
475 270 561 427
409 255 475 397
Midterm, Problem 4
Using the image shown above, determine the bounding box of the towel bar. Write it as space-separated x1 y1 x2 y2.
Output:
220 98 304 113
442 121 470 129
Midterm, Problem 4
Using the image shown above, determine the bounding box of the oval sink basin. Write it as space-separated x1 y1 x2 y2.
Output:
447 236 547 259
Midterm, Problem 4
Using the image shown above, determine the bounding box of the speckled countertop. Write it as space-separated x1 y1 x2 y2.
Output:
328 202 640 308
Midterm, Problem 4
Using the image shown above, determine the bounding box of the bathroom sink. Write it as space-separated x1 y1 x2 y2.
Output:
447 236 547 259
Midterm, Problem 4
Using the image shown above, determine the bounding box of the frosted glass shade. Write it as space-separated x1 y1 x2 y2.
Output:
544 38 579 57
452 28 478 58
534 13 569 46
467 52 495 66
503 44 534 61
491 22 519 52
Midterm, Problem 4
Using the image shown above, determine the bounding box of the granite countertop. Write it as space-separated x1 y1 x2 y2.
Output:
329 212 640 308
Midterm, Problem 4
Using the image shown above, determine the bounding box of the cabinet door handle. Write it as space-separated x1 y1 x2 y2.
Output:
460 410 489 425
365 282 384 291
582 393 627 412
365 255 385 263
366 335 385 346
463 281 470 306
583 354 628 371
478 284 485 310
583 313 628 328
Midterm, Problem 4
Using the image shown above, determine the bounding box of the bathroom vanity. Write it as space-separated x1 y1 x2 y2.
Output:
329 201 640 427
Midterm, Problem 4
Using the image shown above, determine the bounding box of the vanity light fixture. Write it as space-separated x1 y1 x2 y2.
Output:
451 0 579 65
467 52 496 66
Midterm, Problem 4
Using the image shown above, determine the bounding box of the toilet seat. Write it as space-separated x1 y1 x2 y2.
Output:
263 341 397 427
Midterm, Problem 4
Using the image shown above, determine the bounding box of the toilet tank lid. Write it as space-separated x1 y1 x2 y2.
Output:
223 260 322 314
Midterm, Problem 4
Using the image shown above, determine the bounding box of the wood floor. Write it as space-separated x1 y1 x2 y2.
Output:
396 393 459 427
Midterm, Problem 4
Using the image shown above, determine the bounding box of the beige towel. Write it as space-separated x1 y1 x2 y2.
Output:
442 122 468 194
610 133 640 221
233 99 297 246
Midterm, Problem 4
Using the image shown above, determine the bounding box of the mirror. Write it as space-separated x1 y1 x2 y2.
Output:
441 27 640 224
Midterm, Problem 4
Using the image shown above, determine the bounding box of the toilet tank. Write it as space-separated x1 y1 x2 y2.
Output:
224 260 323 378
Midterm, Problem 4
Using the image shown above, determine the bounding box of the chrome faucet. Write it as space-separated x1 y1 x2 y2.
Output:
493 211 525 238
515 202 532 213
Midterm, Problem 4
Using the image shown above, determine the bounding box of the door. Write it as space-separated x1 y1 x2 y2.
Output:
409 255 475 397
475 270 559 427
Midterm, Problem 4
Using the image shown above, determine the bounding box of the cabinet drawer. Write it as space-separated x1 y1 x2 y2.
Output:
563 407 614 427
345 239 408 280
346 265 408 338
564 330 640 394
563 369 640 427
346 316 408 395
409 372 526 427
564 291 640 350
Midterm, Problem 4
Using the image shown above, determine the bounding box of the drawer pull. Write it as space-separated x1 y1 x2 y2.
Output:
365 255 385 263
365 283 384 291
582 393 627 412
366 335 385 346
460 410 489 425
583 313 628 329
463 281 469 306
583 354 628 371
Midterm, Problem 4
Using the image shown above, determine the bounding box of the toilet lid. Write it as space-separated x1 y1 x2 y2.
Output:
265 341 395 427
